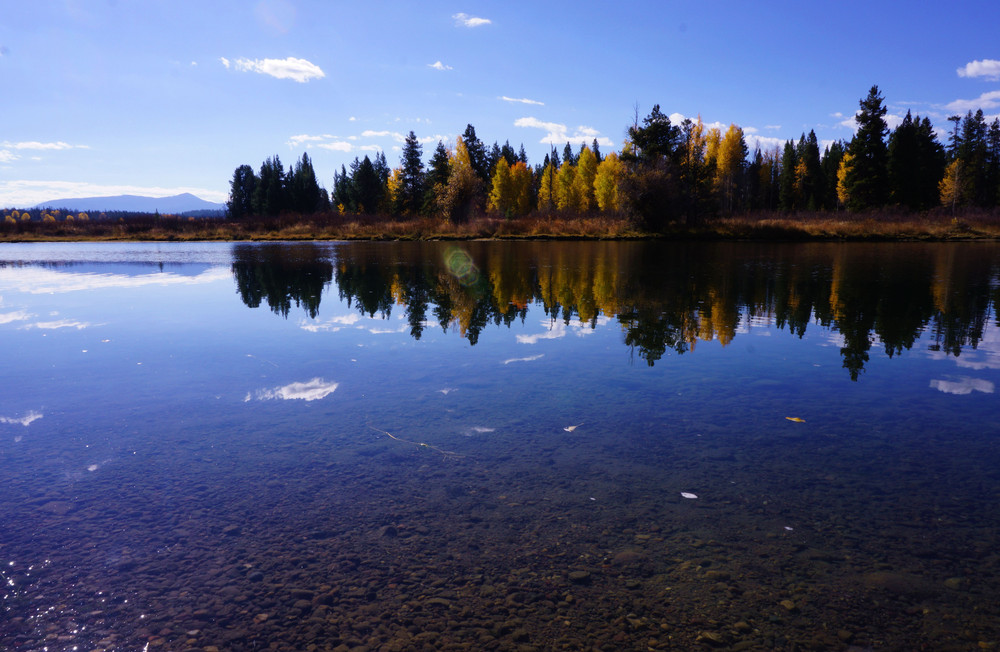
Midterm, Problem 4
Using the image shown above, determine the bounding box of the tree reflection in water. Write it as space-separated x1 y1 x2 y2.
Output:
232 241 1000 379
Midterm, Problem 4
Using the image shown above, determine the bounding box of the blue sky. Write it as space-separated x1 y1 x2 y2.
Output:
2 0 999 208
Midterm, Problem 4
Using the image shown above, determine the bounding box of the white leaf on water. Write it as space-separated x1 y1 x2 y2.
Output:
681 492 698 499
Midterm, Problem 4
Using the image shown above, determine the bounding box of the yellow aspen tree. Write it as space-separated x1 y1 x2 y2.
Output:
704 127 722 171
572 146 598 212
715 124 746 214
939 160 960 209
836 152 854 206
20 211 31 221
594 152 622 212
440 136 482 221
4 215 15 224
487 158 514 216
537 161 557 212
510 161 533 216
555 162 580 212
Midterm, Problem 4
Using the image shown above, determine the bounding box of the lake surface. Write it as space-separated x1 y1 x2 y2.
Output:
1 240 998 651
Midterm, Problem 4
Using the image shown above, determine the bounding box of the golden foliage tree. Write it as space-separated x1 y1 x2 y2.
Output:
537 161 557 212
594 152 622 212
555 162 580 212
573 146 598 212
487 158 514 216
836 152 854 207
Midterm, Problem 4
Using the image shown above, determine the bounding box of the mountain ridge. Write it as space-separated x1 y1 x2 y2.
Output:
33 193 226 214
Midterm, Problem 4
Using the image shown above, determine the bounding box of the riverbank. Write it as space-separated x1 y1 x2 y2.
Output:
2 210 999 242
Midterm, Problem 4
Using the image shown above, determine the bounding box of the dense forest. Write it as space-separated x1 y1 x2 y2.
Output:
225 86 1000 228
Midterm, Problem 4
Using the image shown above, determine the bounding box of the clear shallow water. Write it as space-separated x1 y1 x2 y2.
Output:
0 240 998 651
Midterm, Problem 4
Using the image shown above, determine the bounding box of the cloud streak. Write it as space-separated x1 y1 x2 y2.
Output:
248 378 339 401
0 411 43 426
429 61 453 71
453 13 491 27
225 56 325 83
501 96 544 106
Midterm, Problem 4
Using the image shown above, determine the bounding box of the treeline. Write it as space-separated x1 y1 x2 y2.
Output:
226 86 1000 227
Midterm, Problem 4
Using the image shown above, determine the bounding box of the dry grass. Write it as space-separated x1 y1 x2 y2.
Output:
2 208 999 242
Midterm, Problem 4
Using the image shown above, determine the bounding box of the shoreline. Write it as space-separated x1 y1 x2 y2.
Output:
2 212 999 243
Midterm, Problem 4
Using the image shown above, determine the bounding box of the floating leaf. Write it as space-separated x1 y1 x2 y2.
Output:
563 423 583 432
680 492 698 499
785 417 806 423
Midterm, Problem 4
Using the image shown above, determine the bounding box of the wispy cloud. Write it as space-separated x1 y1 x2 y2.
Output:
247 378 339 401
453 12 491 27
930 376 994 395
316 141 354 152
502 353 544 364
428 61 453 71
225 56 325 83
0 411 42 426
945 90 1000 113
361 130 406 142
957 59 1000 81
22 319 92 330
501 96 544 106
1 141 89 151
0 310 32 324
514 117 613 147
300 314 363 332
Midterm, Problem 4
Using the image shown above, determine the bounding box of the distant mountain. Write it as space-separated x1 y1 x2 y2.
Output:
34 193 226 215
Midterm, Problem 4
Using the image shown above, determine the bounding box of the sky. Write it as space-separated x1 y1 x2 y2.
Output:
2 0 1000 208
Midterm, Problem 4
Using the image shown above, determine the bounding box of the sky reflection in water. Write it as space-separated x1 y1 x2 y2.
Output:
0 241 999 650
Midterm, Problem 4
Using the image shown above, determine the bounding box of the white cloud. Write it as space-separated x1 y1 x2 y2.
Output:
514 117 613 147
220 56 230 68
300 314 363 332
0 180 228 208
929 376 994 395
0 151 17 164
361 130 406 142
957 59 1000 81
668 112 686 125
348 116 357 122
0 310 32 324
23 319 92 330
502 354 544 364
0 411 42 426
765 124 782 130
945 90 1000 113
501 96 544 106
316 141 353 152
360 145 382 152
745 134 786 152
230 56 325 83
453 12 491 27
1 141 89 151
250 378 339 401
429 61 453 71
287 134 327 147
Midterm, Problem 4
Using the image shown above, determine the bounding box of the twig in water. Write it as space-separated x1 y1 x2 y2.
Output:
367 424 463 457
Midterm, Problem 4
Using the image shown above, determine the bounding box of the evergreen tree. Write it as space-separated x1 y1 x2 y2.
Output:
844 85 889 211
562 141 577 167
778 141 798 211
332 164 353 212
398 131 425 216
798 130 823 210
352 155 384 214
820 141 846 210
288 152 324 213
956 110 990 206
227 164 258 220
255 155 287 216
887 112 945 210
423 140 451 214
592 138 602 163
517 143 529 164
461 124 489 182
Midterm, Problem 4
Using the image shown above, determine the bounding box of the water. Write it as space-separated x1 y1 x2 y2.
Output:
1 240 998 650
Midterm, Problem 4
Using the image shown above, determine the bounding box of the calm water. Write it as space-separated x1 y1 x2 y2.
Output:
1 240 998 651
